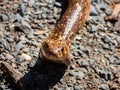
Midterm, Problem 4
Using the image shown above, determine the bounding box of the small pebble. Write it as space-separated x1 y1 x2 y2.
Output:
70 64 76 69
6 37 14 43
80 61 89 68
16 55 24 62
21 20 31 28
109 56 117 63
79 45 86 52
58 88 63 90
26 34 35 39
116 60 120 65
28 0 35 7
98 70 114 80
15 43 23 52
91 25 98 32
99 84 109 90
0 85 6 90
103 35 112 43
28 61 36 68
23 0 28 3
0 14 9 21
21 53 32 61
78 71 84 79
69 71 79 77
69 70 84 79
116 36 120 44
107 72 114 80
20 3 25 16
5 54 14 60
15 14 23 22
103 44 109 49
90 5 99 16
74 85 81 90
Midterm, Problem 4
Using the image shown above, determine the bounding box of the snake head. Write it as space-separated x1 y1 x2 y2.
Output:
40 38 71 66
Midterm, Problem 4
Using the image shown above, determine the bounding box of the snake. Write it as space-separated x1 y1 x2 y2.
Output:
0 0 91 89
40 0 91 66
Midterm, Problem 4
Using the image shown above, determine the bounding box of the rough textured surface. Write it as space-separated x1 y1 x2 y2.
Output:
0 0 120 90
40 0 91 66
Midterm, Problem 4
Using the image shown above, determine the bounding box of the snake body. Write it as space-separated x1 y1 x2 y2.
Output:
40 0 91 65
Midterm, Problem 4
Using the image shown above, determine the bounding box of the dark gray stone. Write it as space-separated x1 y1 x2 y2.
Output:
20 3 25 16
103 35 112 43
98 49 104 54
58 88 63 90
0 14 9 21
12 52 18 57
80 61 89 68
91 25 98 32
69 70 84 80
0 44 4 49
90 5 99 16
79 45 86 52
0 38 6 45
21 20 31 29
110 44 115 50
116 60 120 65
74 85 81 90
6 37 14 43
97 3 107 11
16 55 24 62
15 14 23 22
45 0 55 4
0 54 5 60
99 70 108 80
107 72 114 80
89 58 95 65
23 0 28 3
15 43 23 52
54 2 61 7
5 54 14 60
29 61 36 68
28 0 35 7
117 36 120 44
78 71 84 79
5 43 11 51
23 48 29 53
38 23 44 29
109 51 114 55
103 44 109 49
109 56 117 63
99 84 109 90
98 70 114 80
105 9 112 15
26 34 35 39
0 84 6 90
69 71 79 77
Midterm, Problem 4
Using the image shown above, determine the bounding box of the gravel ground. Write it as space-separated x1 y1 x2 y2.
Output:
0 0 120 90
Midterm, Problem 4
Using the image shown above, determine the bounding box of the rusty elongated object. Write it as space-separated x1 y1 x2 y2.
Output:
40 0 91 65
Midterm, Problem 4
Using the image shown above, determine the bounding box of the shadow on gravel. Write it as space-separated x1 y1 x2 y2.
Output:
18 1 69 89
0 1 69 90
18 1 68 89
17 57 67 90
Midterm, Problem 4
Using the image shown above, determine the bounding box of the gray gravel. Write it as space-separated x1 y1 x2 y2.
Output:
0 0 120 90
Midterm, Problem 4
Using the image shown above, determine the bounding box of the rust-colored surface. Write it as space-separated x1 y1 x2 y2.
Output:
105 2 120 20
40 0 91 65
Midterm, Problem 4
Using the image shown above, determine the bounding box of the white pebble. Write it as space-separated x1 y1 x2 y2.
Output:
21 53 32 61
